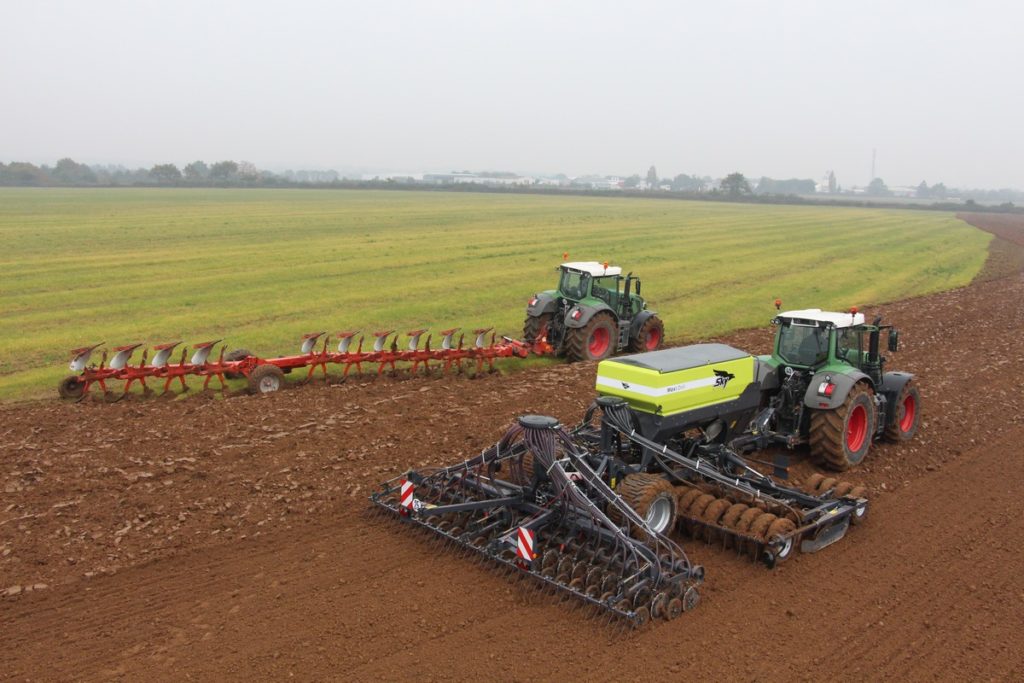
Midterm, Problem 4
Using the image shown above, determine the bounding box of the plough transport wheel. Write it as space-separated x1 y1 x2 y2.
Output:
58 375 85 401
248 364 285 394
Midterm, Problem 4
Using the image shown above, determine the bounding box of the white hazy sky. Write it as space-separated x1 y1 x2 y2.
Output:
2 0 1022 188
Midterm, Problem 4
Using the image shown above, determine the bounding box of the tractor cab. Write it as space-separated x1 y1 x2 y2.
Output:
772 309 865 370
556 262 644 318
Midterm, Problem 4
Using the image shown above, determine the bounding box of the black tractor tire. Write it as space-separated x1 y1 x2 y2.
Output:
629 315 665 353
884 381 921 442
223 348 253 380
609 473 677 537
247 364 285 395
809 382 877 471
58 375 86 401
565 313 616 362
522 313 553 346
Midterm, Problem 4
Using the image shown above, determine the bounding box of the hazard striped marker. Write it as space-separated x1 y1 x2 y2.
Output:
399 479 414 513
516 527 536 563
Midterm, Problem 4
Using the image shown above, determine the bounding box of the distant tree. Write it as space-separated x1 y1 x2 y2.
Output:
646 166 658 188
670 173 703 192
183 160 209 181
866 177 890 196
52 157 96 184
915 181 931 199
150 163 182 183
209 160 239 180
720 172 751 197
623 174 641 189
931 182 948 200
237 160 259 180
828 171 837 194
0 161 50 185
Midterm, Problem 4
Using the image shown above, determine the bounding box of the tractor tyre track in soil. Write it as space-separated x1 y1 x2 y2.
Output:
2 214 1023 680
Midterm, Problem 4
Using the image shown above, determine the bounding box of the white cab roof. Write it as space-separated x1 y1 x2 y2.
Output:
561 261 622 276
779 308 865 328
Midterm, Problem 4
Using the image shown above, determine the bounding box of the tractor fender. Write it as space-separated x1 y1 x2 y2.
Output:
628 310 658 339
563 302 614 329
803 370 873 410
880 371 914 397
526 291 559 317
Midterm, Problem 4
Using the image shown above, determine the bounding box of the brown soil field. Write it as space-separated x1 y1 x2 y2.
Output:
2 214 1024 681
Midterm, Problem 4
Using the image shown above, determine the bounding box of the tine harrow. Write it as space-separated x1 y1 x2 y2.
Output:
58 326 543 401
372 415 704 628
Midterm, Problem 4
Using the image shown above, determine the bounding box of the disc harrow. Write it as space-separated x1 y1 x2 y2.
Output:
59 328 538 401
371 415 704 628
582 397 869 567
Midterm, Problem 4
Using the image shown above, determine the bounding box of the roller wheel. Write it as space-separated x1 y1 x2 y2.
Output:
248 364 285 394
817 477 839 494
721 503 750 530
522 313 553 346
223 348 253 379
58 375 86 401
803 473 825 493
688 494 717 519
748 513 779 541
735 507 764 535
833 481 855 498
651 592 668 619
565 313 616 362
809 382 877 471
848 485 868 525
702 498 732 543
612 473 677 536
629 315 665 353
677 488 704 514
634 606 651 628
884 381 922 442
766 518 798 562
665 597 683 620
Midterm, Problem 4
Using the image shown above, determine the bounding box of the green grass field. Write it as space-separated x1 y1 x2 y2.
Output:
0 188 990 400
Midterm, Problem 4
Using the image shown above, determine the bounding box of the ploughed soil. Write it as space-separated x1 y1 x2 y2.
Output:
2 214 1024 681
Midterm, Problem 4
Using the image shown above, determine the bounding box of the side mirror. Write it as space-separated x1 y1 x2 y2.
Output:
887 329 899 352
635 280 641 296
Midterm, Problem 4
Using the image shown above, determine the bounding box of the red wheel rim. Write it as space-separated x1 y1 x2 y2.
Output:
846 404 867 452
645 327 661 351
899 394 916 432
589 326 610 357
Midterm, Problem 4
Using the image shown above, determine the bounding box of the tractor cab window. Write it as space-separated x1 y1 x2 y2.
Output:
590 275 620 308
836 328 863 366
777 321 829 367
559 270 590 300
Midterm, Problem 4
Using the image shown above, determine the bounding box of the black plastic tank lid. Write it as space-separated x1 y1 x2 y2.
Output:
518 415 560 429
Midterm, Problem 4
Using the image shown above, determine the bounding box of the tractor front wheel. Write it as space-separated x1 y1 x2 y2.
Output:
248 364 285 395
884 381 921 442
629 315 665 353
566 314 616 362
809 383 876 471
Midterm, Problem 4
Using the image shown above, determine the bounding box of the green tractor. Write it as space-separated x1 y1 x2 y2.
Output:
524 261 664 362
595 307 922 471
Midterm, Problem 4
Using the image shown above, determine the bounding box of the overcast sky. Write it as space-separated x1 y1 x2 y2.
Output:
2 1 1022 188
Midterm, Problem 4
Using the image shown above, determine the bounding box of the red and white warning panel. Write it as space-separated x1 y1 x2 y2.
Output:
400 479 415 511
516 527 536 562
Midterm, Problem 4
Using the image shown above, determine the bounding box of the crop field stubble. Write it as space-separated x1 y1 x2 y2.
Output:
0 187 989 400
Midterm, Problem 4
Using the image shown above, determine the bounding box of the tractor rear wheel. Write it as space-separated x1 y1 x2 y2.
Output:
612 473 677 536
248 364 285 395
809 382 876 471
223 348 253 380
522 313 553 346
629 315 664 353
884 381 921 442
566 313 616 362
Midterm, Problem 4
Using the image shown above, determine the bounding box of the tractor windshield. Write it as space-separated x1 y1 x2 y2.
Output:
777 321 829 367
558 269 590 300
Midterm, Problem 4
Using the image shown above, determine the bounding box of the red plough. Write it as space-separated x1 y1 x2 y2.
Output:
58 327 541 401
